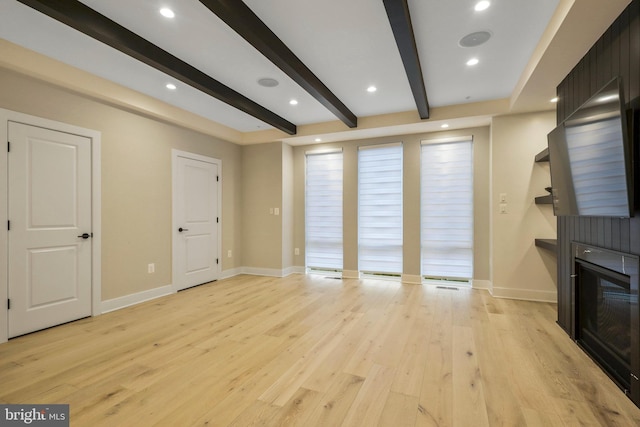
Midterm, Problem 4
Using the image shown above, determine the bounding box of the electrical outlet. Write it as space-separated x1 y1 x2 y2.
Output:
148 263 155 274
227 250 232 258
294 248 300 255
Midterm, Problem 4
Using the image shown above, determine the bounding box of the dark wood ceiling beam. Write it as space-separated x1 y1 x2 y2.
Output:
16 0 297 135
198 0 358 129
383 0 430 119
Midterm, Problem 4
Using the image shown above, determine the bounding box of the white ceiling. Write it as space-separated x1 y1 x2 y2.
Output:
0 0 632 144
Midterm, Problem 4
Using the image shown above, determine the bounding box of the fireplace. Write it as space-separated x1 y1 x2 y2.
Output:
572 243 640 405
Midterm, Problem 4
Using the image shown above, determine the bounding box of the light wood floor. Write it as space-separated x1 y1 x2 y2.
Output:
1 274 640 426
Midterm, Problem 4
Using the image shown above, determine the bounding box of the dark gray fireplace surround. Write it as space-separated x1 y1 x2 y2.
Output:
555 0 640 409
571 243 640 405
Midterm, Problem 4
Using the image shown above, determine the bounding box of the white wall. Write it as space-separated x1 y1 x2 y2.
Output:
491 111 558 301
282 143 295 272
241 142 283 272
0 67 244 301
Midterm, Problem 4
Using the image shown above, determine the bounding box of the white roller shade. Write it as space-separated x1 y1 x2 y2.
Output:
305 151 343 270
358 143 403 274
421 139 473 279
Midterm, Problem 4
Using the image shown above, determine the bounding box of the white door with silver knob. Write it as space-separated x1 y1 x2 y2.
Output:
7 122 92 337
172 150 221 292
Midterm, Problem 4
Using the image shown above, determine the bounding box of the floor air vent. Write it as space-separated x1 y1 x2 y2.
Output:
436 286 459 291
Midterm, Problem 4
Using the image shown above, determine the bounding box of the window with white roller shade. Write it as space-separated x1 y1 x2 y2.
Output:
358 143 403 274
421 138 473 280
305 151 343 270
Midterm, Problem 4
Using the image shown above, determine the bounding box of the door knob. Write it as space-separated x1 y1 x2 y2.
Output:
178 227 189 232
77 233 91 239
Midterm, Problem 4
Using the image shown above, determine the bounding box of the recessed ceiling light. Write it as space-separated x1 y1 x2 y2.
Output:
441 124 450 129
367 86 377 93
550 97 559 103
257 77 279 88
166 83 177 90
315 138 322 142
160 8 175 18
466 58 479 66
475 1 490 12
289 99 298 105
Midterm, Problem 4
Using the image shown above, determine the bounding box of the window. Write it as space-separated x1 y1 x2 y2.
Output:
421 138 473 280
305 150 343 270
358 143 403 274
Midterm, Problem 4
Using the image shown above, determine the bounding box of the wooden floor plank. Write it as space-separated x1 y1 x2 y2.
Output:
0 274 639 426
451 325 490 427
416 291 454 427
301 373 365 427
302 308 381 393
258 311 363 406
471 317 527 426
521 407 565 427
340 363 396 427
377 392 419 427
390 297 433 397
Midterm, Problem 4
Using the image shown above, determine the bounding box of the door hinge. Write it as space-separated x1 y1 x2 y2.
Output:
7 220 10 231
7 141 10 152
217 217 219 223
216 175 219 182
7 299 10 310
216 258 219 265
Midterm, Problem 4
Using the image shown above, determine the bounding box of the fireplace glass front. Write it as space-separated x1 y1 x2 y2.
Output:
573 243 639 405
577 260 631 388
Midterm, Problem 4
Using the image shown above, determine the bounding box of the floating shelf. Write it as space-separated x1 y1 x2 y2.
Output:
535 238 557 253
535 194 553 204
533 148 556 257
535 147 549 162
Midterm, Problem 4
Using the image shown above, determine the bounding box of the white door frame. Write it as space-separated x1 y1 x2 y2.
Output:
0 109 102 344
171 149 222 292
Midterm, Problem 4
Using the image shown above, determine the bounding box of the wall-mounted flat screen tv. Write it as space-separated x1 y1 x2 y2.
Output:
547 76 633 217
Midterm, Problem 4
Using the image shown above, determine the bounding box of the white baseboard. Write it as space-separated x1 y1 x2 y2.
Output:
401 274 422 285
99 275 555 318
342 270 361 279
222 266 304 279
472 279 492 290
490 286 557 303
101 285 174 314
283 266 305 276
240 267 283 277
220 268 243 280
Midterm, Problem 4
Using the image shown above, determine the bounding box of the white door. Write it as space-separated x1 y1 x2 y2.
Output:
8 122 92 337
173 151 220 291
